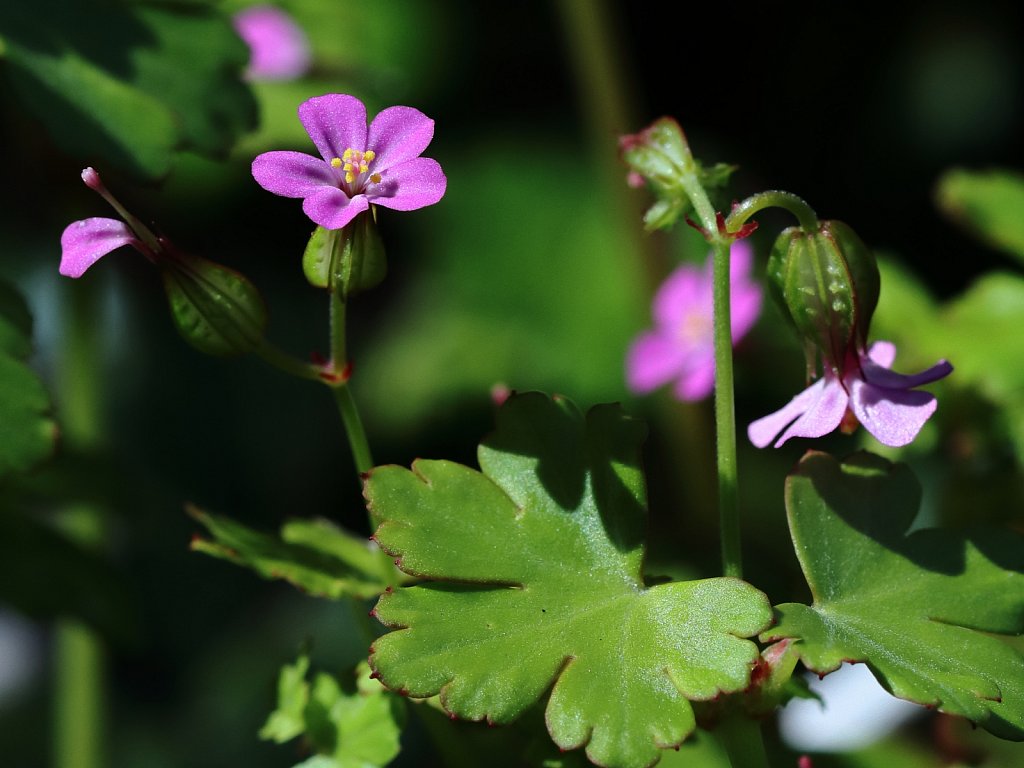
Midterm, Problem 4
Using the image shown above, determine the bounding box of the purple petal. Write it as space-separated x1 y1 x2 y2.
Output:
652 263 706 330
848 378 938 447
301 187 369 230
368 157 447 211
60 218 138 278
367 106 436 172
626 332 688 393
252 151 335 198
298 94 367 163
749 379 826 448
673 352 716 401
860 346 953 390
729 241 763 339
234 5 311 81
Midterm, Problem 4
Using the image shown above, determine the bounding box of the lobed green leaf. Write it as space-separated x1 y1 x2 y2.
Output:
366 393 772 768
765 451 1024 739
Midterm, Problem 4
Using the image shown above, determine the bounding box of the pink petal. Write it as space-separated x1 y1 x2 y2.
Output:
728 240 754 284
866 340 897 368
626 332 688 393
59 218 137 278
367 106 436 172
234 5 311 81
301 187 369 230
298 94 367 163
848 378 938 447
368 157 447 212
775 376 848 446
674 353 716 401
652 263 705 330
749 379 826 448
728 241 763 339
251 151 335 197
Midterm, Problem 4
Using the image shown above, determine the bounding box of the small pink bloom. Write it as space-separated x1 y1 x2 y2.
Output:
626 241 762 401
748 341 953 448
233 5 311 81
251 94 447 230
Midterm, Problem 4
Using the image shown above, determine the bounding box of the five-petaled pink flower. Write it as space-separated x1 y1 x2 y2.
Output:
233 5 312 82
748 341 953 448
251 94 446 230
627 241 762 401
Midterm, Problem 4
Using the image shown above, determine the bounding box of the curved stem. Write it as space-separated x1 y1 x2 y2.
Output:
712 240 743 579
725 190 819 233
254 339 321 381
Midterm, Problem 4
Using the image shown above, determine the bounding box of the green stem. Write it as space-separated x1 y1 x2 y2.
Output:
716 716 772 768
725 190 819 233
329 288 346 369
54 284 106 768
332 384 373 476
254 339 321 381
712 240 743 579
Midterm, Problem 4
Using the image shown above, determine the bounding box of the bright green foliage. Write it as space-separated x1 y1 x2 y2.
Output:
190 508 402 600
937 169 1024 262
366 393 772 768
160 253 268 357
0 0 256 179
261 656 405 768
0 281 56 481
764 451 1024 739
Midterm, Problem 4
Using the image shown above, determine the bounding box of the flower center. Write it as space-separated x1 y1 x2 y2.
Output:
330 149 382 193
677 310 711 345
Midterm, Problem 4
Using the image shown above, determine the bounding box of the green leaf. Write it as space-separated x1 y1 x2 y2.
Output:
261 657 405 768
366 393 772 768
763 451 1024 740
189 508 401 600
0 0 255 179
0 281 56 481
937 168 1024 263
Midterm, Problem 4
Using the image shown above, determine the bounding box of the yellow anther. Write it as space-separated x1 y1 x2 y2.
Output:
364 150 376 162
370 173 382 184
359 163 369 173
330 157 343 168
344 172 355 183
343 162 353 172
343 149 353 160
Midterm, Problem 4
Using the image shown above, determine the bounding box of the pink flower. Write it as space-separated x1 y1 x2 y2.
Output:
748 341 953 448
251 94 446 230
627 241 762 401
233 5 311 82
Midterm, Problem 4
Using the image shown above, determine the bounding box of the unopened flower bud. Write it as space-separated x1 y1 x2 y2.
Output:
766 220 880 369
302 210 386 296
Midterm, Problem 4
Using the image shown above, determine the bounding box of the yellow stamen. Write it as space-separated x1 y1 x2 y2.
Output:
345 172 355 183
343 163 353 172
359 163 369 173
370 173 382 184
364 150 376 162
330 157 343 168
342 149 353 160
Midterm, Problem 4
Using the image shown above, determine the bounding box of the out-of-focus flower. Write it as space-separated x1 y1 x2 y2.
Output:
626 241 762 401
233 5 311 82
251 94 446 230
748 341 953 448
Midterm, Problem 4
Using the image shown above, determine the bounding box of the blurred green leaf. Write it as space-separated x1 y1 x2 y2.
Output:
0 0 256 179
190 508 401 600
359 142 646 433
937 169 1024 263
0 281 56 482
261 657 405 768
367 393 772 768
764 451 1024 740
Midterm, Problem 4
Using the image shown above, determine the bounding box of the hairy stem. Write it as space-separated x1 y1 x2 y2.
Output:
717 716 772 768
726 190 819 233
712 240 743 579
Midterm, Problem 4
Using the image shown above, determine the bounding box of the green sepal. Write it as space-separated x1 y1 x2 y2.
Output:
764 451 1024 740
160 251 267 357
366 393 772 768
303 212 387 296
189 507 404 600
766 220 879 366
